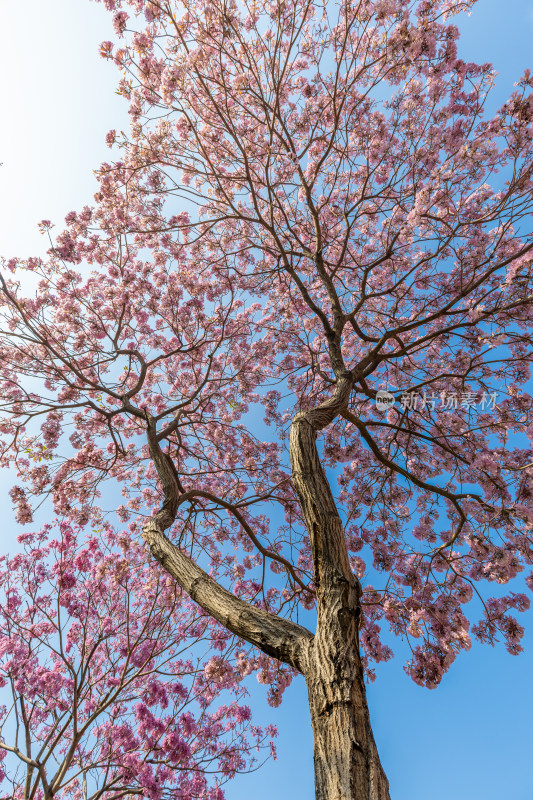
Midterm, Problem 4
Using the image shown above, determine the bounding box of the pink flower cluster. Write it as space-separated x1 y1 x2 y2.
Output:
0 524 275 798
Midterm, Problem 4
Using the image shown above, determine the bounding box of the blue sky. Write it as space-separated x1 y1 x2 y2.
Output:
1 1 533 799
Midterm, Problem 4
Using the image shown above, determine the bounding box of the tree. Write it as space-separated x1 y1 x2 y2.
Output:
1 0 533 797
0 523 274 800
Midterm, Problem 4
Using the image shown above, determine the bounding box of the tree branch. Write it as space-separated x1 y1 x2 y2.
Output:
142 420 313 674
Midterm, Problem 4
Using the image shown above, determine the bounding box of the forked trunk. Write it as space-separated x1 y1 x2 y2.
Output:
143 376 390 800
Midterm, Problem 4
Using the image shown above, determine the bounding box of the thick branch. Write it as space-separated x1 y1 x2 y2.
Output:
289 374 354 571
143 522 312 672
142 421 313 673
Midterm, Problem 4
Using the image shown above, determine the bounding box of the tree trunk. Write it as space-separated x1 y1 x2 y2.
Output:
305 580 390 800
290 377 390 800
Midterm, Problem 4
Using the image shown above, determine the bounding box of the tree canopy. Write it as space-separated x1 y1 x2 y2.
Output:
1 0 533 797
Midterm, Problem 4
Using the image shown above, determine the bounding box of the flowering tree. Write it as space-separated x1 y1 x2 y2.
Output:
0 524 274 800
2 0 533 797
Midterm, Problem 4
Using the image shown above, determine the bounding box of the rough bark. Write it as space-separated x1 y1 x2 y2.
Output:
290 376 390 800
